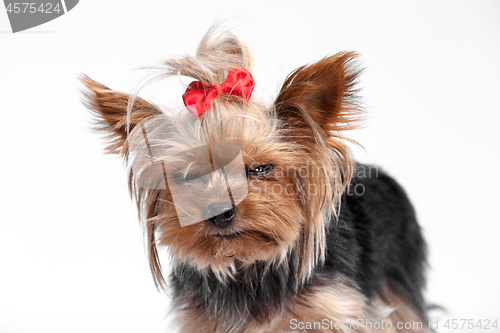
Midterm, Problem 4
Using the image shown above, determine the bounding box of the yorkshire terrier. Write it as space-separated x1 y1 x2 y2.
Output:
81 28 428 333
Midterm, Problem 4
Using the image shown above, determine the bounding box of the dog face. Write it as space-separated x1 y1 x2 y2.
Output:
81 30 361 288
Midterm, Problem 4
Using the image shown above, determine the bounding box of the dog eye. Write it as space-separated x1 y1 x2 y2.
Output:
247 165 274 177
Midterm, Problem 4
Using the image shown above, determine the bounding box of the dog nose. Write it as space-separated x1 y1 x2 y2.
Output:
206 203 236 229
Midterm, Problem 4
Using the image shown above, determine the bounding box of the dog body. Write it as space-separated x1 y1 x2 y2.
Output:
82 28 428 333
170 167 427 333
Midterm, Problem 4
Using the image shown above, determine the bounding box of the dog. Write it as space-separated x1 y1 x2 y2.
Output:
81 28 428 333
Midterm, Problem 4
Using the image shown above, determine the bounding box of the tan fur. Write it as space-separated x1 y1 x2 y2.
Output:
79 28 393 333
273 52 363 282
379 283 429 333
80 32 361 286
79 76 162 154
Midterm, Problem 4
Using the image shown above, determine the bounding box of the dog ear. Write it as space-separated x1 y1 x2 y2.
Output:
274 52 361 141
274 54 362 280
81 76 167 288
80 76 162 154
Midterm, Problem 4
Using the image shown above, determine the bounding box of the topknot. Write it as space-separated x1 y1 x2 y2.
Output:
162 27 253 85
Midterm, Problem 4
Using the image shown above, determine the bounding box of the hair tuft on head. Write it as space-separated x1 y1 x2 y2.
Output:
162 26 253 85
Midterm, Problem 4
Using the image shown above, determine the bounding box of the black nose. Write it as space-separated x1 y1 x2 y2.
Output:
206 202 236 229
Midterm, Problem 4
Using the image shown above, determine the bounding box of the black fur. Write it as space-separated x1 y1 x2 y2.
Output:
171 255 301 326
170 165 427 326
329 165 427 317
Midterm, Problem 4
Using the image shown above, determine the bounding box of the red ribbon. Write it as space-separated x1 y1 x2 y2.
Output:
182 65 255 118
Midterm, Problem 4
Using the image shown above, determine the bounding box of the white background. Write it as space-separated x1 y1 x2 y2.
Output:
1 1 499 332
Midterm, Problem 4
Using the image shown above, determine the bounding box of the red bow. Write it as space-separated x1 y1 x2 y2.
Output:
182 65 255 118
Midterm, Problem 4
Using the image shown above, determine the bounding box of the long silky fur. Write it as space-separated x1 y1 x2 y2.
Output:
115 30 360 289
81 27 428 333
81 27 360 320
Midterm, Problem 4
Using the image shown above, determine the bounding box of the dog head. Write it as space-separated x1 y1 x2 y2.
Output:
81 28 361 288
